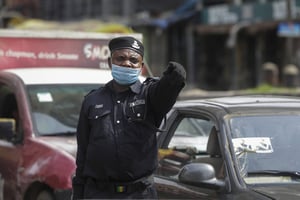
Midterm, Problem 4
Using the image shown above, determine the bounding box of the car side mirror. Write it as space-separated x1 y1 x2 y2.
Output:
0 118 16 141
178 163 225 190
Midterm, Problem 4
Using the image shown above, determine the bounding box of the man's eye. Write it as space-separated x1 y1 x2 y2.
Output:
130 58 139 63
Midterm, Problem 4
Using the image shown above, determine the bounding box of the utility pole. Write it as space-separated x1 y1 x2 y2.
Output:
286 0 293 63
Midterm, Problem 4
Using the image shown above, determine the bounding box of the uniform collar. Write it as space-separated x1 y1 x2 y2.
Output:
106 80 142 94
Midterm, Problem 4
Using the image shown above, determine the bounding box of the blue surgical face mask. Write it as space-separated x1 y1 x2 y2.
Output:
111 64 141 85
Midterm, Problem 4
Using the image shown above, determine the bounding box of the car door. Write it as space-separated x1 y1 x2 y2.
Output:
156 109 223 199
0 138 21 200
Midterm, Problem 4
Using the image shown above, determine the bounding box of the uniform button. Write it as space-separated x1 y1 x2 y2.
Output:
116 120 120 124
137 113 141 117
117 100 121 104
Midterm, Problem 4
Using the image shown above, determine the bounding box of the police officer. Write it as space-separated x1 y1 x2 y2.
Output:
72 36 186 199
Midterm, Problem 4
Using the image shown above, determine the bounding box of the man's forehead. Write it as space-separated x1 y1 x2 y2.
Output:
112 49 142 58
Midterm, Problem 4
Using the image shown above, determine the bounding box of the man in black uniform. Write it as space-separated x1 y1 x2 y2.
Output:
72 36 186 199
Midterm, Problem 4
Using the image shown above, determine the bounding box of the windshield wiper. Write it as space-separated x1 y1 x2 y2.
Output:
248 170 300 178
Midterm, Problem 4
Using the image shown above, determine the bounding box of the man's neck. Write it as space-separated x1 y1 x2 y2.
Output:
112 81 130 93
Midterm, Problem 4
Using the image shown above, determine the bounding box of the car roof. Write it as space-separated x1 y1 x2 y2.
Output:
3 67 113 85
174 95 300 114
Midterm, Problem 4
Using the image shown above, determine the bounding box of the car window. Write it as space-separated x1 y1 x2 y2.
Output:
0 84 23 144
157 116 216 179
168 117 213 153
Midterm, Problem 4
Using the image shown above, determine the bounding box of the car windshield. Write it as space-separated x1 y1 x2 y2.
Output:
230 115 300 184
27 84 99 136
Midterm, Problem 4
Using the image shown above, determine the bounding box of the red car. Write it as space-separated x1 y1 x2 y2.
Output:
0 67 112 200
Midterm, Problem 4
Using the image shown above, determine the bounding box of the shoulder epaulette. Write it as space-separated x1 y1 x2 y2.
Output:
84 86 104 97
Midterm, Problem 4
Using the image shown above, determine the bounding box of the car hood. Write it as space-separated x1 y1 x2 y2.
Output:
254 185 300 199
39 136 77 157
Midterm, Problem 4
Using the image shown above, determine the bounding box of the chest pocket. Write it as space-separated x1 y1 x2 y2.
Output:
88 106 112 139
88 106 111 120
126 98 146 121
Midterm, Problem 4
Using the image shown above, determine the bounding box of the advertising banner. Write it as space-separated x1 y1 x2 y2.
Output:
0 30 142 70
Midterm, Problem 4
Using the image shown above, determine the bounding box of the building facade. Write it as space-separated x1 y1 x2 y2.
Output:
1 0 300 90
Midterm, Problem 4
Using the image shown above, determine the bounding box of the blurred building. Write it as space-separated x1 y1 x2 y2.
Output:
1 0 300 90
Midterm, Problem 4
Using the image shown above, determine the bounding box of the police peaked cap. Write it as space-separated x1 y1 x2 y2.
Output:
109 36 144 57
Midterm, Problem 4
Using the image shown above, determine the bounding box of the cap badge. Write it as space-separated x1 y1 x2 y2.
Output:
131 40 140 49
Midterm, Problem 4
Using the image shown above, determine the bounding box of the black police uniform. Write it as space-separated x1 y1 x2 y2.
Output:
72 62 185 199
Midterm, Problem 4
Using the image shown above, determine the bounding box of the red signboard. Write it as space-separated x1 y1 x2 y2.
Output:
0 30 143 70
0 37 111 69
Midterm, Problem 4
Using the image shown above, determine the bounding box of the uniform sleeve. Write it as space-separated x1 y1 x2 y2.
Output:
72 99 90 200
147 61 186 124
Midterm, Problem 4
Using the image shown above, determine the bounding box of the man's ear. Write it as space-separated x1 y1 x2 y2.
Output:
140 62 146 76
141 62 145 70
108 57 112 69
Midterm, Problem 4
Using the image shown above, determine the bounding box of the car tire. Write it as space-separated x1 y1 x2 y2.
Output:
36 189 55 200
25 184 55 200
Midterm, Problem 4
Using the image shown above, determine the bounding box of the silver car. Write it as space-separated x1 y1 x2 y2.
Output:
156 95 300 199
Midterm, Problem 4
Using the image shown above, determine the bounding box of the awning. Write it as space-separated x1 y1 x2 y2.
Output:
131 0 198 29
195 21 280 35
